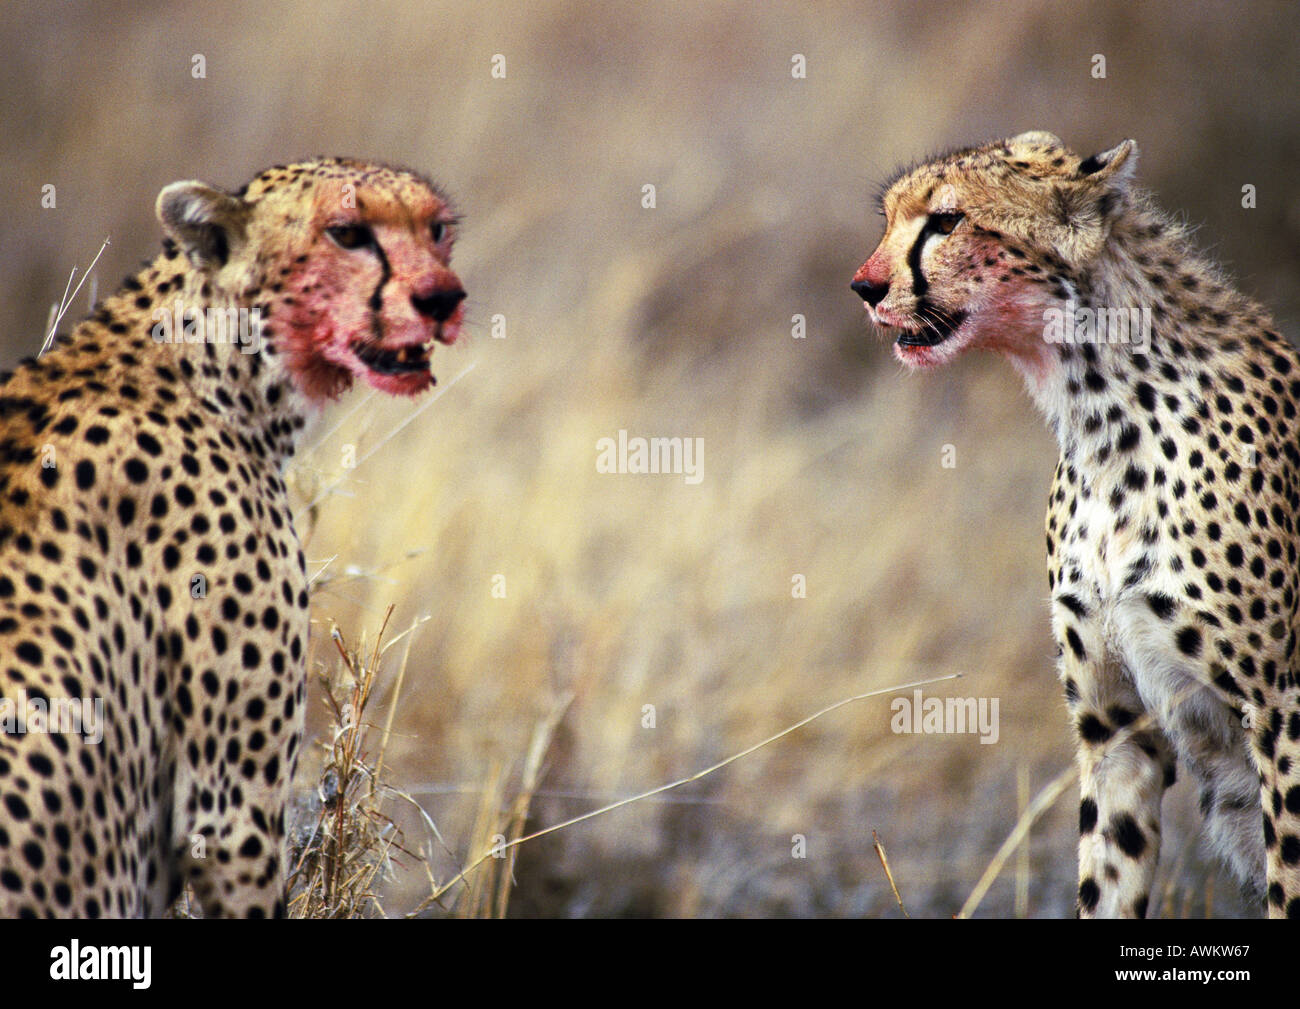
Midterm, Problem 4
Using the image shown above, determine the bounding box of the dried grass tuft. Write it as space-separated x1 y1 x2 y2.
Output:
288 607 411 918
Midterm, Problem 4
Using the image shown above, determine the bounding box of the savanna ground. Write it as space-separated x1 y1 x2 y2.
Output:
2 0 1298 917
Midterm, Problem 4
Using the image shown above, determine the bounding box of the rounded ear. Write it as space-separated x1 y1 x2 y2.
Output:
1050 140 1141 260
1078 139 1138 184
156 181 249 271
1010 130 1064 148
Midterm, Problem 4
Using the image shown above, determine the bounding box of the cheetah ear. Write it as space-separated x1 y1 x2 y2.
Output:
1010 130 1064 149
1054 140 1139 259
156 181 250 273
1078 139 1138 185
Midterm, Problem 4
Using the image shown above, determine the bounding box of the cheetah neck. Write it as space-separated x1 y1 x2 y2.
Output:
70 248 312 468
1014 207 1275 469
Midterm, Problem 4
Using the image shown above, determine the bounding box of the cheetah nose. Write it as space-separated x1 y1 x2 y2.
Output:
412 288 466 322
851 279 889 307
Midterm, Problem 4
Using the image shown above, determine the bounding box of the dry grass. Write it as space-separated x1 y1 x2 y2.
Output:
442 692 570 918
287 605 573 919
6 1 1298 917
286 611 403 918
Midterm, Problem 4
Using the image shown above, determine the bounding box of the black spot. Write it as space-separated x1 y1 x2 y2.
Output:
1078 877 1100 912
20 837 43 868
1112 814 1147 858
1146 594 1176 620
1175 626 1202 658
1080 798 1098 833
1065 627 1087 660
1078 714 1112 744
4 794 31 820
74 459 96 490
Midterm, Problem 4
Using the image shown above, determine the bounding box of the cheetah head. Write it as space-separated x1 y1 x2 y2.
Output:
157 158 465 401
851 131 1137 375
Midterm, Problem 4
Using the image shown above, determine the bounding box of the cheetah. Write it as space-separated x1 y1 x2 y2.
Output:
852 131 1300 918
0 157 465 917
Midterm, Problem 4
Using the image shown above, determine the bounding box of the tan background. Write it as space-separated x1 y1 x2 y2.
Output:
2 0 1297 916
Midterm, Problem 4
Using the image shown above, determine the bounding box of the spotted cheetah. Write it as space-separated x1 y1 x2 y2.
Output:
852 132 1300 918
0 157 465 917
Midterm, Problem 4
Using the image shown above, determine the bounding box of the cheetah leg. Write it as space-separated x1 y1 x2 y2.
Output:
1162 695 1263 911
1056 616 1172 918
173 772 288 918
1113 601 1266 913
1257 693 1300 918
1073 709 1172 917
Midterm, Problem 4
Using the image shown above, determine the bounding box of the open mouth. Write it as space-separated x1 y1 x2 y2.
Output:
352 340 432 375
895 311 968 347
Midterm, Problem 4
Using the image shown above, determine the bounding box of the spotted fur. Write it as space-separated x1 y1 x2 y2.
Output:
853 132 1300 918
0 157 464 917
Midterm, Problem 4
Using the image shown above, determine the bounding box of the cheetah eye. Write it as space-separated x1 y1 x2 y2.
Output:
430 221 447 244
928 211 964 235
325 224 375 250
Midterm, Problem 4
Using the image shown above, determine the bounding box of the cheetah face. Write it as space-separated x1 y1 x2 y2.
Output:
851 204 982 370
282 199 465 400
851 133 1136 375
158 159 465 401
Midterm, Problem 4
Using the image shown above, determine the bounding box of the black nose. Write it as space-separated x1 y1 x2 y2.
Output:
412 288 466 322
851 279 888 307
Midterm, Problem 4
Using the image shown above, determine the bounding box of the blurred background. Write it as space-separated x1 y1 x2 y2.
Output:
2 0 1297 917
